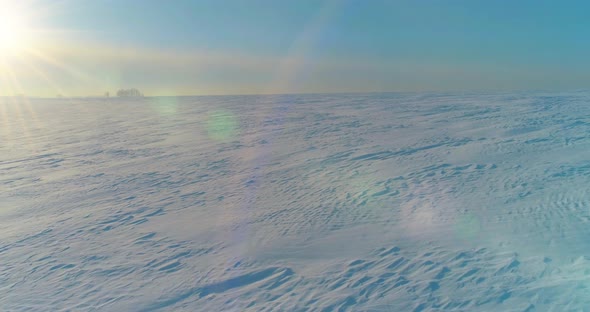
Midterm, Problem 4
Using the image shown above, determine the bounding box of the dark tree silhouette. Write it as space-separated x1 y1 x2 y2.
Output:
116 88 143 97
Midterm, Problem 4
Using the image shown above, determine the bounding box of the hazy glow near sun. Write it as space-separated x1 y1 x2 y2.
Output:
0 8 33 56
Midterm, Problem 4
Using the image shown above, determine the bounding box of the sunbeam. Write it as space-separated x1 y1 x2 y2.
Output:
24 47 94 83
17 56 67 97
3 66 35 148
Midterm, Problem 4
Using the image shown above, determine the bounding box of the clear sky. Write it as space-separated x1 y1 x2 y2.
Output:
2 0 590 96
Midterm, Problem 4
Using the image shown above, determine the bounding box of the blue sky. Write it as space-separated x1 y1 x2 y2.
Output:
3 0 590 96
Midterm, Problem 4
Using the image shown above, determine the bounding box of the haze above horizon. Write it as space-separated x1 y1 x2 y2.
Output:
2 0 590 97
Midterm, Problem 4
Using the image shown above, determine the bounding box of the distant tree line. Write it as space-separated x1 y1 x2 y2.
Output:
116 88 143 97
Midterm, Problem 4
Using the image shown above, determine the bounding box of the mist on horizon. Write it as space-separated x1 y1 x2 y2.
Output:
2 0 590 97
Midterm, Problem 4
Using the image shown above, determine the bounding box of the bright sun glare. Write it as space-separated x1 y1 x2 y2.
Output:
0 8 32 57
0 1 71 97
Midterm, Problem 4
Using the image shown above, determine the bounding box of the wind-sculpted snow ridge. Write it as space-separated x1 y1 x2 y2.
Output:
3 92 590 311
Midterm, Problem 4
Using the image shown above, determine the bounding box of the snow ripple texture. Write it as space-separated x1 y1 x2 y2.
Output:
3 92 590 311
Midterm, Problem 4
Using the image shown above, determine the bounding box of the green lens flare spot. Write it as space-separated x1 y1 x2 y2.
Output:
454 213 481 240
207 109 237 141
150 96 178 116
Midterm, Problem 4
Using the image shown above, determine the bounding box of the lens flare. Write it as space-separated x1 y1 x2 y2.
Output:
150 96 178 116
206 109 237 142
454 212 481 241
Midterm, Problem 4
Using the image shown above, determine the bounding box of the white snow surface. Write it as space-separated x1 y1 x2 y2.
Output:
3 92 590 311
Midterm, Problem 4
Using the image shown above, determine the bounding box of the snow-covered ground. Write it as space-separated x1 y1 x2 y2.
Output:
3 92 590 311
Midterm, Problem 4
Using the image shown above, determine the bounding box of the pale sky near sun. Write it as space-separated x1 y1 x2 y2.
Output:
2 0 590 97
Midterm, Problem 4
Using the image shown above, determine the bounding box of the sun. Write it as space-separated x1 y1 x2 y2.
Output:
0 1 74 98
0 7 33 57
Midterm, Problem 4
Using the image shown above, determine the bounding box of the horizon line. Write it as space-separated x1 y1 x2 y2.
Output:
2 88 590 100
